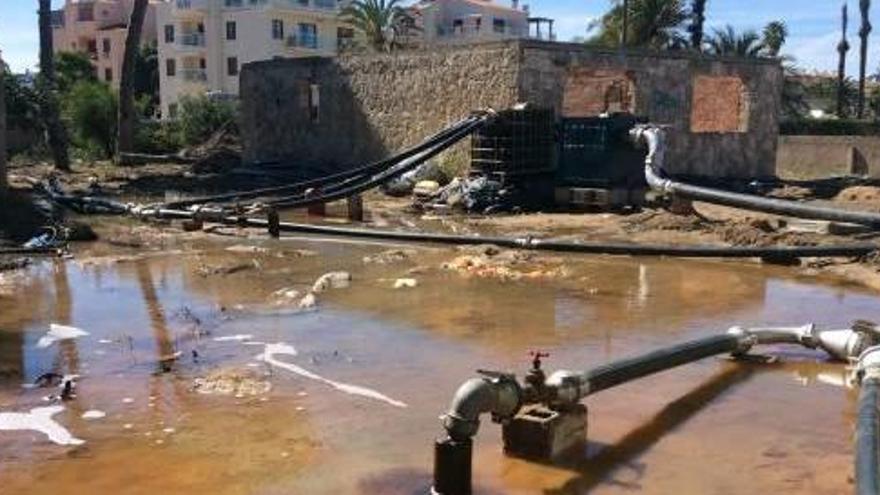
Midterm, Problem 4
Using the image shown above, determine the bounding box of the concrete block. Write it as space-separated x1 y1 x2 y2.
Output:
503 404 587 461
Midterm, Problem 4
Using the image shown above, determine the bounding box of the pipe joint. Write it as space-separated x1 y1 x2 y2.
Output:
442 373 522 442
544 370 584 406
856 346 880 384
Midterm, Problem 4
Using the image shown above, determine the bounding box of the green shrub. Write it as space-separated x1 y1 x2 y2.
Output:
177 95 238 146
134 119 184 154
779 119 880 136
63 81 118 158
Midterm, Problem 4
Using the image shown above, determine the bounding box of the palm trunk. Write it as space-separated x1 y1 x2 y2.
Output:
38 0 70 172
0 55 7 197
838 3 851 118
116 0 149 160
858 0 872 119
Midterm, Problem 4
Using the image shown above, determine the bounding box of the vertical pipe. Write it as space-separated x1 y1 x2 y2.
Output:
857 377 880 495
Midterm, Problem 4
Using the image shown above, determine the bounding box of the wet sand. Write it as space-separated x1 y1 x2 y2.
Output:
0 228 874 494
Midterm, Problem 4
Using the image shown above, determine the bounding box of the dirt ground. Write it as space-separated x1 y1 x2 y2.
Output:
4 158 880 292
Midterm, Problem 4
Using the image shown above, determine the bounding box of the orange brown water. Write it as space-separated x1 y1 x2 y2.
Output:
0 232 874 494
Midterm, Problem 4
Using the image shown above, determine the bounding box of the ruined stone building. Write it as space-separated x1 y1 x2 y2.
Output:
241 40 783 179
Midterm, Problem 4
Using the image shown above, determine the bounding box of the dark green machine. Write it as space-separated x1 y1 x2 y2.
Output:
470 108 647 210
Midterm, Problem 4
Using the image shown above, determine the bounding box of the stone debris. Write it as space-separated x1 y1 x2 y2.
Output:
225 245 268 254
299 293 318 310
311 271 352 293
442 247 568 281
193 368 272 397
36 324 90 349
363 249 418 265
196 260 258 277
272 288 301 301
393 278 419 289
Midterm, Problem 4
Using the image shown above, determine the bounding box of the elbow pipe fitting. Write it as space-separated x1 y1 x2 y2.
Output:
728 322 880 362
442 374 522 442
629 125 673 194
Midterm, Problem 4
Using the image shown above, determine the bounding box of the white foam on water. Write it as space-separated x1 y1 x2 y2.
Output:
36 324 90 349
81 410 106 420
213 334 254 342
257 343 407 408
0 406 84 446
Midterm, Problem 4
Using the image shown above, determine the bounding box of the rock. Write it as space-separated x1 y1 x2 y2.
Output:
273 288 301 300
192 368 272 397
311 271 352 293
63 221 98 242
413 180 441 198
393 278 418 289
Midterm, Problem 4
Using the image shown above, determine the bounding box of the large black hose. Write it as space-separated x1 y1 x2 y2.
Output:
580 334 743 396
633 125 880 230
857 376 880 495
138 208 880 258
165 115 483 209
265 118 485 209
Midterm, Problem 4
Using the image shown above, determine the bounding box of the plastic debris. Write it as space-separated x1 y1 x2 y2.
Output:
311 272 352 293
0 406 84 446
36 324 90 349
393 278 419 289
81 410 106 420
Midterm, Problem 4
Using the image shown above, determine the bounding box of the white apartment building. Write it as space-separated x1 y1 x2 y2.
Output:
51 0 160 87
410 0 547 45
156 0 353 118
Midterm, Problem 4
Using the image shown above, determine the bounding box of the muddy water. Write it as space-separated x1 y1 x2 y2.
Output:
0 231 876 494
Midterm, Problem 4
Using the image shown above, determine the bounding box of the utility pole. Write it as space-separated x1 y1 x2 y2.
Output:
0 51 7 197
621 0 630 46
838 1 851 118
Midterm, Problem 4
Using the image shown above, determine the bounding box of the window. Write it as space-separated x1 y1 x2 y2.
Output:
226 21 237 40
690 76 748 133
166 58 176 77
104 68 112 82
298 23 317 48
199 58 206 69
493 18 506 33
227 57 239 76
453 19 463 33
102 38 111 53
165 24 175 43
271 19 284 40
87 39 98 55
77 4 94 22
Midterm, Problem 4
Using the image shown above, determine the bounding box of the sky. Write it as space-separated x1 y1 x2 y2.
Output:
0 0 874 76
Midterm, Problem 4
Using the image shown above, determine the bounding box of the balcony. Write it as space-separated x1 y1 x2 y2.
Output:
286 34 321 51
179 33 206 49
269 0 339 13
180 68 208 83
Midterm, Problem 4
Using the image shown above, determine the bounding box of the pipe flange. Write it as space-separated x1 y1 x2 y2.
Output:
856 346 880 383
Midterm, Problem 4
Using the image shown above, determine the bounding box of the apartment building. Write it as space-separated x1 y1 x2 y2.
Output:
410 0 541 45
51 0 160 87
156 0 353 118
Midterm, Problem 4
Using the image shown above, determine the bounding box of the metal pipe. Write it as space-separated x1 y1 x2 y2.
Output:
631 125 880 230
855 346 880 495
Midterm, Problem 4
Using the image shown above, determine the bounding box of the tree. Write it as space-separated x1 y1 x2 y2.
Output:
134 43 160 116
65 81 118 159
588 0 688 49
38 0 71 172
858 0 872 118
706 25 764 57
117 0 149 158
687 0 707 51
762 21 788 57
55 51 97 94
838 2 851 117
340 0 417 51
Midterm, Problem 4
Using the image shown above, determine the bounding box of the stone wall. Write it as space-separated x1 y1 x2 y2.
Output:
241 40 783 179
516 42 782 178
241 44 521 170
777 135 880 179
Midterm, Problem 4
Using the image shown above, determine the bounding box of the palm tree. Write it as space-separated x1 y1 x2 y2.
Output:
340 0 415 52
37 0 70 172
687 0 708 51
838 2 851 117
117 0 149 159
589 0 688 49
858 0 872 118
706 25 764 57
762 21 788 57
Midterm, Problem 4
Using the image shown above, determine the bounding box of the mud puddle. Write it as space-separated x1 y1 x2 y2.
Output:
0 230 876 494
